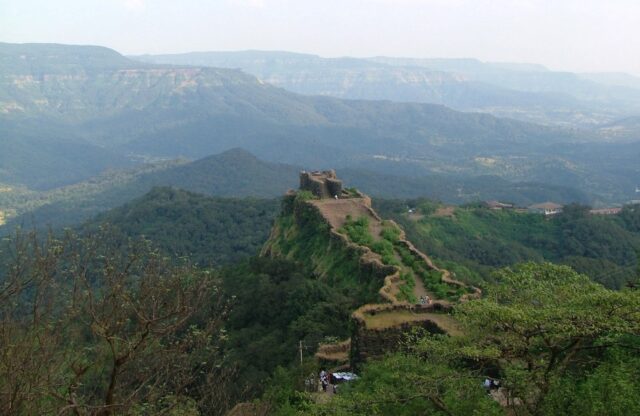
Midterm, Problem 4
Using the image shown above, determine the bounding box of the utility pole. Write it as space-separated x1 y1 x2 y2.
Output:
299 340 304 367
299 340 305 382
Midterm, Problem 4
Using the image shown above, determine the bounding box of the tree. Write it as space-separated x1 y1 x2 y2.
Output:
0 228 229 415
305 350 501 416
454 263 640 415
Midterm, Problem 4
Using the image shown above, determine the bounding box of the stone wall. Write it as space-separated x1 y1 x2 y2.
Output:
263 181 481 371
350 302 454 367
299 170 342 199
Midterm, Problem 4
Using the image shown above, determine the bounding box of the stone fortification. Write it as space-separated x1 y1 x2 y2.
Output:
263 170 480 369
299 170 343 199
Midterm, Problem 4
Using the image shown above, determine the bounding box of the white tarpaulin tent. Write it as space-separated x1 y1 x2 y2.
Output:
331 372 359 382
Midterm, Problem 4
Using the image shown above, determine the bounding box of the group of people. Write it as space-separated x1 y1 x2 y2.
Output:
319 370 337 394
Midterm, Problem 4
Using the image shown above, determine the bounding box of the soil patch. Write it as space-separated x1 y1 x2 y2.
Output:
432 206 455 218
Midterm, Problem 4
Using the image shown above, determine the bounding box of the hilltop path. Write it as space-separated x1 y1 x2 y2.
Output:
311 198 383 239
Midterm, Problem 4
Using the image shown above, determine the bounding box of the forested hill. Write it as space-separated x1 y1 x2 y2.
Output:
0 148 298 232
3 178 639 414
1 148 592 233
85 187 280 266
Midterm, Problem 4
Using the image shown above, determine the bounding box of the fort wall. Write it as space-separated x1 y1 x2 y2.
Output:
299 170 343 199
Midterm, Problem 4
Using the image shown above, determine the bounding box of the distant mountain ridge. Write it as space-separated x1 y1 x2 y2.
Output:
1 42 639 203
133 50 640 127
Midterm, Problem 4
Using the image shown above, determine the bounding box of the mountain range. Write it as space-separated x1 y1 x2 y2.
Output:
1 42 639 206
133 50 640 127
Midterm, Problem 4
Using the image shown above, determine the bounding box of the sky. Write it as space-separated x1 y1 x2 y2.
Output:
1 0 639 74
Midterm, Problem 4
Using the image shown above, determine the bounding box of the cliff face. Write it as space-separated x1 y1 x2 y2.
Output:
0 66 262 117
0 43 329 126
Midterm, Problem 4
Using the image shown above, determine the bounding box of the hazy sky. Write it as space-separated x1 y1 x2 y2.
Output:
2 0 639 74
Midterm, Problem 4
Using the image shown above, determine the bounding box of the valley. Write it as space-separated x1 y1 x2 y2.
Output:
2 42 640 205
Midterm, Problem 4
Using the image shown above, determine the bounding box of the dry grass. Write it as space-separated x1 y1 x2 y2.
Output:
364 310 462 336
316 339 350 362
316 350 349 362
432 206 455 218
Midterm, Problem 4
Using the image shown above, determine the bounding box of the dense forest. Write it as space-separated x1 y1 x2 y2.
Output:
273 263 640 416
86 187 280 266
0 229 357 414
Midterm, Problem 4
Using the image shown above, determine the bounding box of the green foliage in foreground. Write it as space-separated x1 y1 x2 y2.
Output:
268 263 640 416
0 229 230 415
221 257 355 400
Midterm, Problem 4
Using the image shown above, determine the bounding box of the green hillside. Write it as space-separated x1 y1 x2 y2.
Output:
86 187 280 266
375 199 640 289
0 148 298 232
3 175 639 414
1 119 131 189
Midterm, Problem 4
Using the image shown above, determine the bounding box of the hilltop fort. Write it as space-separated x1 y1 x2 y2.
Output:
262 171 480 368
299 170 344 199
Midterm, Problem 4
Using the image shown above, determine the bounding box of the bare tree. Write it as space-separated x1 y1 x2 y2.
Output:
0 228 231 415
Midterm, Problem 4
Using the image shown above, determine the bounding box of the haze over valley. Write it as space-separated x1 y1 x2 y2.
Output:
2 42 640 230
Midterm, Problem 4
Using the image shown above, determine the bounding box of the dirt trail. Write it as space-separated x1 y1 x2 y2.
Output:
412 272 431 300
312 198 383 239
